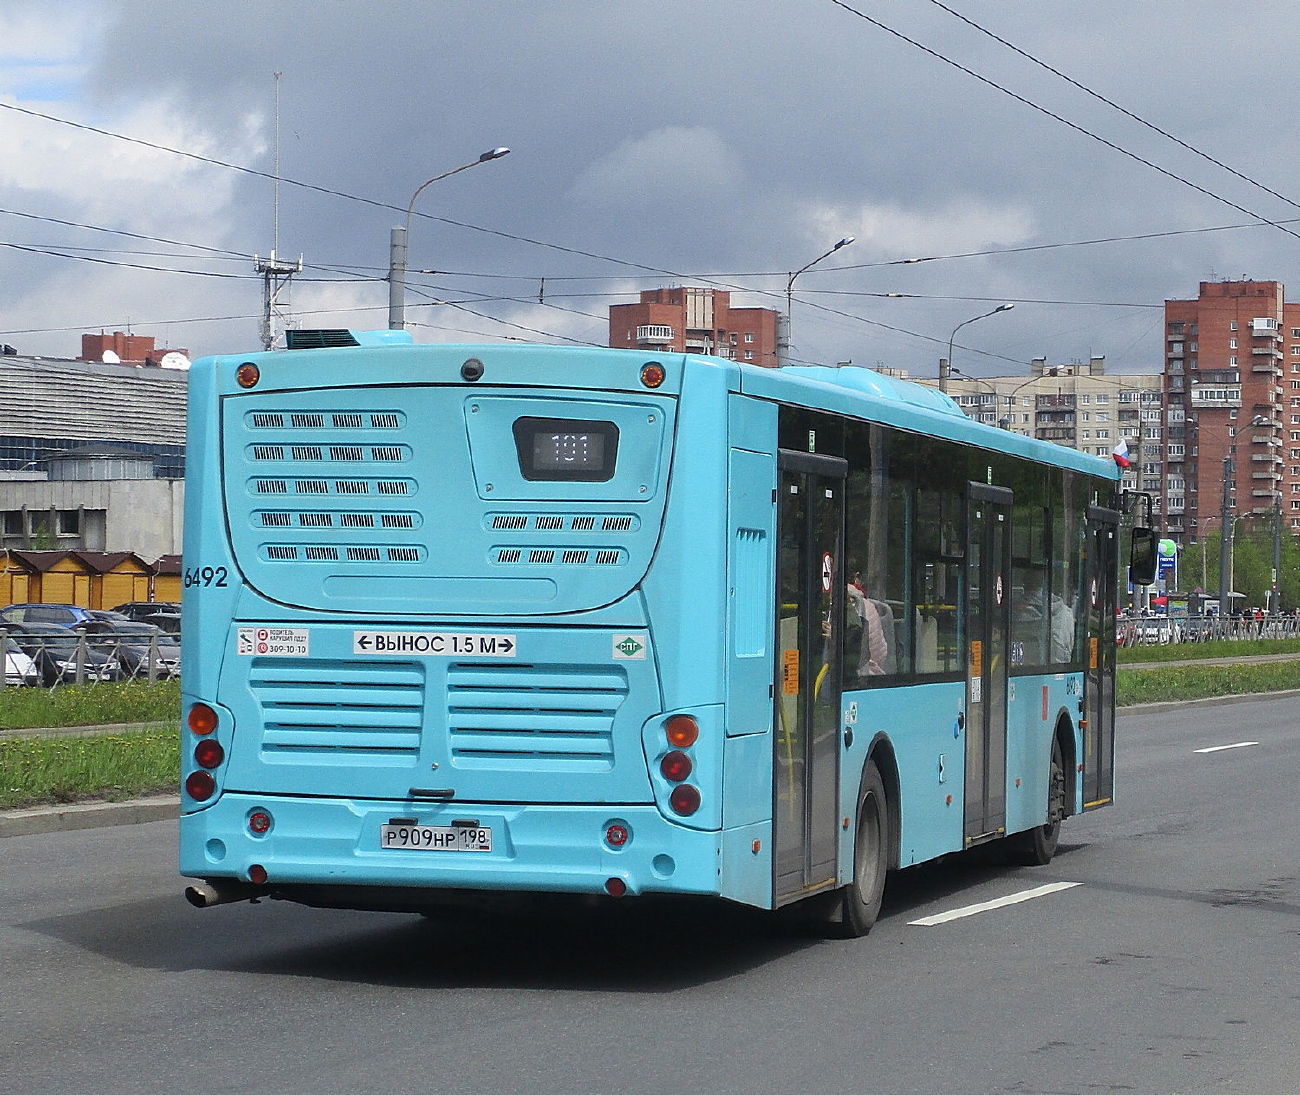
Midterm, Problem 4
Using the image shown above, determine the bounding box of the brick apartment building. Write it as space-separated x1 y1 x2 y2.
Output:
1163 280 1300 544
608 287 779 366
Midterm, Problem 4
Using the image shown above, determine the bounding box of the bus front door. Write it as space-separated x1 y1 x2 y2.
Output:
1082 507 1120 808
965 485 1013 846
774 451 846 906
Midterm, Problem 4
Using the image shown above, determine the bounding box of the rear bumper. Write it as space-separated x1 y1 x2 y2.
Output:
181 793 730 902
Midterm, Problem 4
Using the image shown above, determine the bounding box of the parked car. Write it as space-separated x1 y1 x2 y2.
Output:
0 603 98 628
76 619 181 680
4 637 40 687
110 601 182 634
2 623 120 686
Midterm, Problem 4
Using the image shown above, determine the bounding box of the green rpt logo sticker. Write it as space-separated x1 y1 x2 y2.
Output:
612 634 647 660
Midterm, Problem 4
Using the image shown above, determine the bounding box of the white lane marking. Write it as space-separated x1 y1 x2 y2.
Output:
909 882 1082 927
1193 741 1259 754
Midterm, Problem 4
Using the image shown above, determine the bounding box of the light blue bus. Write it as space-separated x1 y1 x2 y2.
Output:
180 333 1154 935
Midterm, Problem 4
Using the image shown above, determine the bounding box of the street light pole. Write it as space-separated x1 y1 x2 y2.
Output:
940 304 1014 393
1272 490 1283 615
1219 427 1236 619
388 147 510 331
780 237 854 366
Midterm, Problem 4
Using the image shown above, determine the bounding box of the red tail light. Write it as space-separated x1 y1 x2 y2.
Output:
248 811 272 835
659 750 692 782
185 770 216 801
669 784 701 816
194 739 225 769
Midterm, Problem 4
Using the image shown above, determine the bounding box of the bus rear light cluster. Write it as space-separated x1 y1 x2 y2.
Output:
661 715 701 816
186 702 224 802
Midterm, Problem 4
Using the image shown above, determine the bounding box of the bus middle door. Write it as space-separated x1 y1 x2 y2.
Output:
774 450 846 906
965 483 1013 846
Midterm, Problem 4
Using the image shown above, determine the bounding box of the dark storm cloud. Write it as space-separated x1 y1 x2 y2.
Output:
7 0 1300 368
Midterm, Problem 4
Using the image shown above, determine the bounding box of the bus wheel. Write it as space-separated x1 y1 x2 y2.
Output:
1008 737 1064 867
838 761 888 937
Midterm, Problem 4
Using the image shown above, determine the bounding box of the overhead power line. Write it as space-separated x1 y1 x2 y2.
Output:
924 0 1300 214
826 0 1300 247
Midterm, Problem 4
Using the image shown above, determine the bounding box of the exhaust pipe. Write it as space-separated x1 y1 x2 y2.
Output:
185 879 264 908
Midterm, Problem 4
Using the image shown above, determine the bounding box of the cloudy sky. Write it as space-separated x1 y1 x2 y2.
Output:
3 1 1299 377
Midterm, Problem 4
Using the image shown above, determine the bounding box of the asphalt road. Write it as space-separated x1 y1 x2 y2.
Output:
2 697 1298 1095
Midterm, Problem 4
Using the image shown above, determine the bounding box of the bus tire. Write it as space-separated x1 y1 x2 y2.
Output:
1008 737 1064 867
838 761 888 937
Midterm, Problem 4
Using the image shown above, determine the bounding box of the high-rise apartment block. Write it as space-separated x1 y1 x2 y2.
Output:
609 287 779 366
1163 280 1297 543
923 355 1162 497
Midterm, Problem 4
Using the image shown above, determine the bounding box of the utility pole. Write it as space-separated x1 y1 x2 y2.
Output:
254 73 301 350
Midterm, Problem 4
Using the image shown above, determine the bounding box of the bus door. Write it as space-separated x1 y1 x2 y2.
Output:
774 450 846 905
1082 506 1120 809
965 484 1013 845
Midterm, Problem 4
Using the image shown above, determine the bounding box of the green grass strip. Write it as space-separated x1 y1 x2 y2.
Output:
1117 637 1300 664
1118 660 1300 707
0 728 179 810
0 680 179 731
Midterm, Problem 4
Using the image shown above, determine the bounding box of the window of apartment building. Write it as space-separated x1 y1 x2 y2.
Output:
1095 411 1109 421
1081 394 1091 404
1230 321 1238 331
1167 444 1184 456
744 333 754 343
1292 328 1300 338
1229 356 1238 366
1081 430 1090 439
1169 322 1184 335
1144 428 1163 440
1143 477 1162 491
1119 391 1138 403
1095 394 1109 404
1189 342 1198 352
1229 338 1237 349
1141 408 1162 420
1292 431 1300 441
1096 429 1110 439
1292 448 1300 459
744 350 753 360
1140 391 1161 403
1169 476 1185 490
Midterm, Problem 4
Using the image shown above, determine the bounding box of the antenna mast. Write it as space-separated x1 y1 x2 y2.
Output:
254 72 301 350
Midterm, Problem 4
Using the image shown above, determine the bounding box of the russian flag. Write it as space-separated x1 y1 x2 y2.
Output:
1112 439 1130 469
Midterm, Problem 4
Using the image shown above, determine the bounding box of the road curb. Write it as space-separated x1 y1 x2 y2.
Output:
0 795 178 839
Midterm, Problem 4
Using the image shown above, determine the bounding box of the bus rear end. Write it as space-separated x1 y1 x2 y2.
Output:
180 338 749 913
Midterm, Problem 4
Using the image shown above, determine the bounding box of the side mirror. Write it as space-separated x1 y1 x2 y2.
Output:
1129 526 1157 586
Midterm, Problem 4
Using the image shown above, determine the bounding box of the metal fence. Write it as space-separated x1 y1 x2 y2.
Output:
1118 613 1300 647
2 631 181 688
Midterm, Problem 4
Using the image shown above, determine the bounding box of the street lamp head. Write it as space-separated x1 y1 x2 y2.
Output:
994 303 1014 314
833 237 855 250
480 147 511 162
